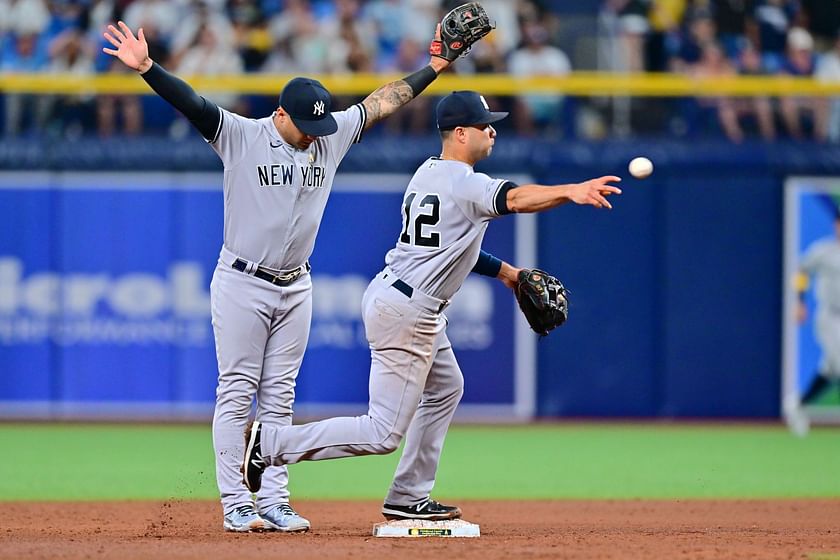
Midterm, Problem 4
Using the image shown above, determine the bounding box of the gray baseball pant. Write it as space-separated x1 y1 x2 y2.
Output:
260 268 464 505
211 253 312 515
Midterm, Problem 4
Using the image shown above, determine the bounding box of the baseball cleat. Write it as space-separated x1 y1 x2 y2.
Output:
260 503 311 532
242 421 267 493
223 504 268 532
381 498 462 521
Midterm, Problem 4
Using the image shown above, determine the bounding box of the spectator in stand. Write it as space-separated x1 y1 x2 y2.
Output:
779 26 825 141
176 23 245 112
606 0 652 73
228 0 269 72
816 30 840 143
402 0 438 46
260 34 295 73
122 0 179 44
44 0 89 40
170 0 234 68
383 38 430 134
320 0 377 73
95 55 143 136
753 0 801 74
669 8 716 72
0 0 50 37
44 28 96 137
1 31 50 136
469 37 507 75
335 16 374 73
508 20 571 136
691 41 745 142
266 0 331 73
86 0 128 43
734 40 776 140
645 0 687 72
364 0 405 70
709 0 757 59
800 0 840 52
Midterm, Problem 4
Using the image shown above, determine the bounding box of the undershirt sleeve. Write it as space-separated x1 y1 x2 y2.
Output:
141 62 221 141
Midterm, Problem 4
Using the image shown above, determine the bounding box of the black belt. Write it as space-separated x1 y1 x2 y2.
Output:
391 278 413 298
389 277 446 313
232 259 310 286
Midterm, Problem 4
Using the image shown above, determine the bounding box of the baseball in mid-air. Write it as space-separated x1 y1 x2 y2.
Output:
629 157 654 179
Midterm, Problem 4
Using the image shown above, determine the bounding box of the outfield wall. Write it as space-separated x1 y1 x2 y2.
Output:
0 137 836 420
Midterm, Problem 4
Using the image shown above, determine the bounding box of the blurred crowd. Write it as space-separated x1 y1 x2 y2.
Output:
1 0 838 142
601 0 840 142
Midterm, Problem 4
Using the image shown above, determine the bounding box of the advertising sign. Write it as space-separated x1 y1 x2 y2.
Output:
783 177 840 434
0 172 534 420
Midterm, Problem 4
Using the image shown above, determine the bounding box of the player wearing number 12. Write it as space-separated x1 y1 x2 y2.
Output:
242 91 621 522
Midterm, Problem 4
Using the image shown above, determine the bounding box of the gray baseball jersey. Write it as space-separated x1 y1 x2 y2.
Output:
801 237 840 377
386 157 509 300
210 104 366 270
211 103 365 519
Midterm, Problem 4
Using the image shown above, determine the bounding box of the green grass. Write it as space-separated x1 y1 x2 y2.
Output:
1 423 839 501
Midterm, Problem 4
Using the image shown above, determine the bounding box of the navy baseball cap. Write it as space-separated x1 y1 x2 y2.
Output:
436 91 508 130
279 77 338 136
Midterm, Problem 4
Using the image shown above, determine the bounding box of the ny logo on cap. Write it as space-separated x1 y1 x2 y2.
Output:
313 101 325 116
479 95 490 110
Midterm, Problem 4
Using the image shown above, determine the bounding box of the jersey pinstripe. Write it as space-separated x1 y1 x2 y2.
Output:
385 157 508 300
208 104 366 271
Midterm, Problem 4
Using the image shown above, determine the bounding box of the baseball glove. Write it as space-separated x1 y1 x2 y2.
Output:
430 2 495 62
515 269 569 336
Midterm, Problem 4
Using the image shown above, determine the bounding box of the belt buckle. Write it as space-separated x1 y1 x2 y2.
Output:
273 266 300 285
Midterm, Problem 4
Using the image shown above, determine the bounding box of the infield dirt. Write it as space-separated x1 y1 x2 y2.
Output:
2 499 839 559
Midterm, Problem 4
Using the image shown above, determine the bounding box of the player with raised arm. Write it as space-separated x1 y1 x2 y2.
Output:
101 3 493 533
241 91 621 522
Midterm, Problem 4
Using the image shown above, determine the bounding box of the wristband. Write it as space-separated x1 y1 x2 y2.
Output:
402 65 438 97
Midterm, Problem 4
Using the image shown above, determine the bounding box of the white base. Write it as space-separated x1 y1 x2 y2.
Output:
372 519 480 538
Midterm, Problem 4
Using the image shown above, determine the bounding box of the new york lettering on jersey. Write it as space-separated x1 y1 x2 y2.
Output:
256 163 326 188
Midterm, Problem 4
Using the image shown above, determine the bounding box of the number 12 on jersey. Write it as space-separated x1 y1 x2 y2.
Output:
400 192 441 248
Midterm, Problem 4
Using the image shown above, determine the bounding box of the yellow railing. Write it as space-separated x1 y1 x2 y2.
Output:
2 72 840 96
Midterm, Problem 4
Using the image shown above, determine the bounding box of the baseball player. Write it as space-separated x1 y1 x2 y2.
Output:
241 91 621 521
102 20 454 532
797 210 840 404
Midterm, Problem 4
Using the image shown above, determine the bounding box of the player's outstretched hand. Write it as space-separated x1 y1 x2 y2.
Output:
103 21 152 73
568 176 622 209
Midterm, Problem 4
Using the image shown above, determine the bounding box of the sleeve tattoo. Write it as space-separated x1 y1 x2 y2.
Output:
361 80 414 130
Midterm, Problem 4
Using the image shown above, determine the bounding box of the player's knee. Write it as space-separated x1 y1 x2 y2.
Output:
373 432 402 455
445 374 465 402
215 391 257 419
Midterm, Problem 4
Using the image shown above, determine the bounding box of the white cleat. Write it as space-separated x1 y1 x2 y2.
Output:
261 503 311 532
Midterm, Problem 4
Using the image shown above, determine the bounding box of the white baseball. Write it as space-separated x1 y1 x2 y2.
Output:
629 157 653 179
